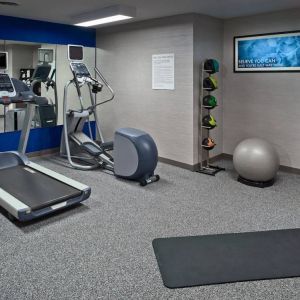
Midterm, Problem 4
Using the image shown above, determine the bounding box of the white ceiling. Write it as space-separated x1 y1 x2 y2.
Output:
1 0 300 27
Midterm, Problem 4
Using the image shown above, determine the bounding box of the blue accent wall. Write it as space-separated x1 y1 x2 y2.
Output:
0 15 96 47
0 122 96 153
0 15 97 153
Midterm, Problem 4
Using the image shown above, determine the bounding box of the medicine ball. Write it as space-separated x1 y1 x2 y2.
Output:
203 76 218 91
203 95 217 108
202 137 216 150
204 59 219 74
202 114 217 129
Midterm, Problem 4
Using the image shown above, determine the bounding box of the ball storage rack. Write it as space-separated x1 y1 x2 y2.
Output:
196 59 225 176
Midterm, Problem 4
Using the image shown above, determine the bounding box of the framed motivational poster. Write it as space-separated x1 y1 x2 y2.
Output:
234 31 300 72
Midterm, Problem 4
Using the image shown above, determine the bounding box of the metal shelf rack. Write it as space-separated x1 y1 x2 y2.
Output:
196 60 225 176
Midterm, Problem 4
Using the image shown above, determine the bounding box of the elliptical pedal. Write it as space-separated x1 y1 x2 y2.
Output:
81 142 103 157
98 141 114 151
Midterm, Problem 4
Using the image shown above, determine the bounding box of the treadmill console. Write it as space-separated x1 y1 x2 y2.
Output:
70 62 91 78
0 73 16 98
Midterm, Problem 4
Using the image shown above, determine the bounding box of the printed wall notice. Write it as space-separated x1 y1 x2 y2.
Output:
152 53 175 90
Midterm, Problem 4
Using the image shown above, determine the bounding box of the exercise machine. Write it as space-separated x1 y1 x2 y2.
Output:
6 75 56 131
60 45 159 186
0 64 91 221
5 64 57 131
30 62 57 128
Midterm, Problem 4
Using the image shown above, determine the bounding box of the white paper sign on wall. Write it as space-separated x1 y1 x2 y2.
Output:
152 53 175 90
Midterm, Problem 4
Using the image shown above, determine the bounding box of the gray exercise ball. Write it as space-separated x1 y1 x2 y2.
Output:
233 138 279 182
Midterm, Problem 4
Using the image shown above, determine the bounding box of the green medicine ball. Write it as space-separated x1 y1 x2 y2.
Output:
204 59 219 74
203 95 217 108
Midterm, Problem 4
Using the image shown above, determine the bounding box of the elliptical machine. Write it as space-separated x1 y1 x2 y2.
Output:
60 45 159 186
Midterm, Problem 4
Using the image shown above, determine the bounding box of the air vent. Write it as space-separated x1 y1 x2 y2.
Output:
0 1 19 6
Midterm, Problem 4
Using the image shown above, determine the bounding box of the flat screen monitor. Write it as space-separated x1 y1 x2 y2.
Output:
68 45 83 61
0 52 8 70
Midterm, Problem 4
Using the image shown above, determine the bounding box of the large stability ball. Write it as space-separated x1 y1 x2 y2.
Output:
233 138 279 184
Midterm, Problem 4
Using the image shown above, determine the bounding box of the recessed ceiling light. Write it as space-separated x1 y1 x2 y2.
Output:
73 5 136 27
0 1 19 6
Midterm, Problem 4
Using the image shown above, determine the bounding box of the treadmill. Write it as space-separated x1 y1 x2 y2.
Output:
0 72 91 221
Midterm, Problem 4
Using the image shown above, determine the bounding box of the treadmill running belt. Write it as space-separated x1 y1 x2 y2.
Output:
0 166 82 211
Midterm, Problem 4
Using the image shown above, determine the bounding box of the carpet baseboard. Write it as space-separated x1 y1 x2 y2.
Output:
158 157 194 171
30 151 300 175
160 153 300 175
28 148 59 158
159 154 225 172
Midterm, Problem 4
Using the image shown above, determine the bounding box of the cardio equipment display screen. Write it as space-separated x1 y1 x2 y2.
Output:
0 52 8 70
70 62 91 78
68 45 83 61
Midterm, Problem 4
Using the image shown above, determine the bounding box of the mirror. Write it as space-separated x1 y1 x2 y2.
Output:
0 40 57 132
0 40 96 133
0 40 5 132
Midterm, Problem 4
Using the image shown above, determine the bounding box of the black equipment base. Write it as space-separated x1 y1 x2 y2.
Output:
238 176 275 188
0 166 82 211
196 165 225 176
153 229 300 288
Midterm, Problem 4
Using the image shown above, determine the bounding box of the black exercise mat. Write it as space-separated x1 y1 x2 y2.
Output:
153 229 300 288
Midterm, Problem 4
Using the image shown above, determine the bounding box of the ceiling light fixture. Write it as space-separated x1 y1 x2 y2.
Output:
76 15 132 27
73 5 136 27
0 1 19 6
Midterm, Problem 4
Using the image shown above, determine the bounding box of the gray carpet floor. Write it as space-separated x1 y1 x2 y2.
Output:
0 157 300 300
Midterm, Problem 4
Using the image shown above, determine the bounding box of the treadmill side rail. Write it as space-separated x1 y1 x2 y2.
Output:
0 151 28 169
0 187 30 219
27 161 90 192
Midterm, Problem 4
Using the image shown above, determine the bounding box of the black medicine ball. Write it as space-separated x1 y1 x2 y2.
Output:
204 59 219 74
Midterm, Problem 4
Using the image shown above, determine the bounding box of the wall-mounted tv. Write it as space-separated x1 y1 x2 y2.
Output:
234 31 300 72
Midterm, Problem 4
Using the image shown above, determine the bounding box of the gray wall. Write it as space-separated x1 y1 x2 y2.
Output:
96 15 195 165
6 44 38 78
223 9 300 168
96 14 223 166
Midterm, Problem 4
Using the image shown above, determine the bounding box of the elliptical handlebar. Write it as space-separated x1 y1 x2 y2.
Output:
90 66 115 108
66 62 115 113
